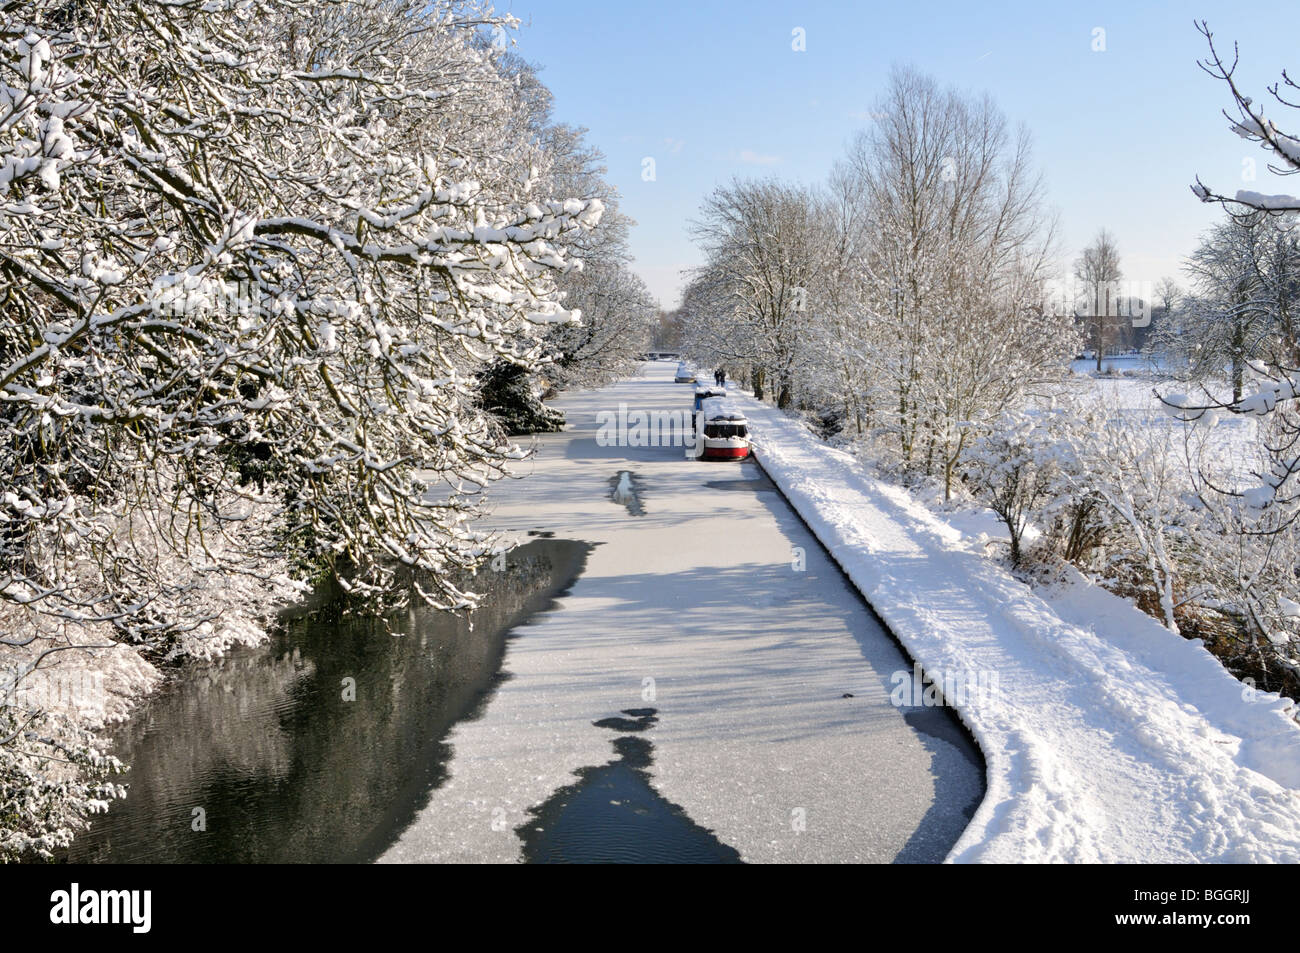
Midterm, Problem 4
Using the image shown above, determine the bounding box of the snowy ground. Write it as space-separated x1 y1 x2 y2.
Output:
737 387 1300 862
380 361 982 863
1061 368 1261 473
1068 355 1172 377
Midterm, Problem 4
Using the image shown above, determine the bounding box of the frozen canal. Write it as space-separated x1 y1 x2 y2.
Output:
381 361 983 863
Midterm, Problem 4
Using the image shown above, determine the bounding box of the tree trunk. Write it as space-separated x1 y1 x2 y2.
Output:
1232 317 1246 403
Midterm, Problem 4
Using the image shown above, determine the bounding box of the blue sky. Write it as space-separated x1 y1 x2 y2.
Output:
501 0 1300 308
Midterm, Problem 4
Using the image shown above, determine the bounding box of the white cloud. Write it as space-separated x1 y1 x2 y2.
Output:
738 149 782 165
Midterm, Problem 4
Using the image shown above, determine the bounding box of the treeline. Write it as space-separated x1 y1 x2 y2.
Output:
0 0 650 860
681 67 1074 499
681 55 1300 704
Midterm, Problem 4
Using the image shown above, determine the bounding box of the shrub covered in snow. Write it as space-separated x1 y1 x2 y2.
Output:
0 704 122 863
965 410 1071 567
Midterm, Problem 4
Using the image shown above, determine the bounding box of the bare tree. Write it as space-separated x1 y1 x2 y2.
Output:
844 67 1067 495
1191 21 1300 217
1181 216 1275 401
687 179 825 408
1074 229 1125 371
1155 276 1183 315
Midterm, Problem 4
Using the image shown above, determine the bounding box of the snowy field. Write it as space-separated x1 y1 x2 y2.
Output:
736 383 1300 862
1058 364 1264 489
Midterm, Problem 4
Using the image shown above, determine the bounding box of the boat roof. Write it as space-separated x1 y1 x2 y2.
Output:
700 396 747 421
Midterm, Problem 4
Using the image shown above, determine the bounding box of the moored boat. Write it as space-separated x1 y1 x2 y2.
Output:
697 396 750 460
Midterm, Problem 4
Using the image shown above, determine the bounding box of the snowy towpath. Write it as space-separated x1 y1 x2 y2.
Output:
737 391 1300 862
380 361 982 863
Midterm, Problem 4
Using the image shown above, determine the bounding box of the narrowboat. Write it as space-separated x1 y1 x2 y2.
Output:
697 396 751 460
692 382 727 414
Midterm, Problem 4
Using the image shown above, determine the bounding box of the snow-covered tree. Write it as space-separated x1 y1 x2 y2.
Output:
979 397 1194 636
1169 213 1300 402
490 57 656 390
1191 20 1300 218
841 67 1069 495
1162 21 1300 679
547 261 656 386
697 180 823 405
1 668 123 862
686 178 826 408
681 68 1069 495
796 164 876 434
0 0 604 632
1070 405 1192 634
0 0 609 855
966 409 1072 566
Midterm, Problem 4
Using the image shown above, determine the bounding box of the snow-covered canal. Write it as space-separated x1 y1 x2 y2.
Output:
69 362 981 864
381 361 983 863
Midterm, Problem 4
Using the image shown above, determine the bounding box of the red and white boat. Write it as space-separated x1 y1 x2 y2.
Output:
697 396 750 460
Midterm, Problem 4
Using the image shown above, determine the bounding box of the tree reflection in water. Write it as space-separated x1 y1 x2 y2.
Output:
67 539 591 864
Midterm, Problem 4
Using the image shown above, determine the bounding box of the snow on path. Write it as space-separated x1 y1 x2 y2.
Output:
738 394 1300 863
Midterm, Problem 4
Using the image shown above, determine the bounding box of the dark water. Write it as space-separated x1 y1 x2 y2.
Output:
66 539 591 864
517 709 743 864
703 474 776 492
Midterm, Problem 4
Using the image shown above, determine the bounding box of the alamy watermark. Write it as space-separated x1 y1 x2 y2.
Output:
889 663 1000 708
50 883 151 933
1040 276 1154 328
596 404 707 457
6 669 106 715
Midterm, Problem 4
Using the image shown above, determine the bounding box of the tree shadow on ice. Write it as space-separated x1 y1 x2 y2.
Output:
890 706 986 863
515 708 744 864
